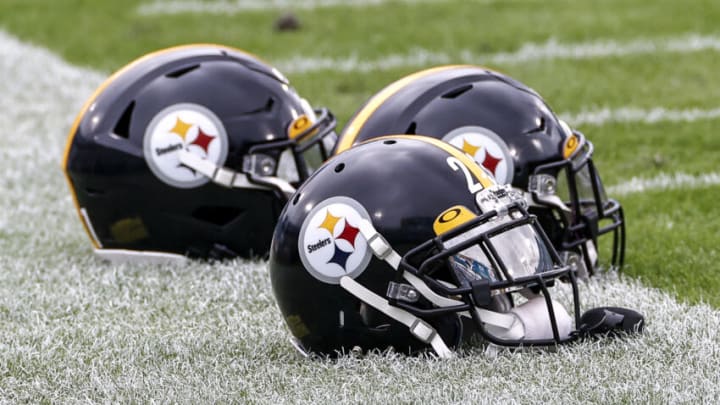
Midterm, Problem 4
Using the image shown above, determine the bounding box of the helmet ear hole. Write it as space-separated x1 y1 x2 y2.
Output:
383 140 396 145
292 193 301 205
334 163 345 173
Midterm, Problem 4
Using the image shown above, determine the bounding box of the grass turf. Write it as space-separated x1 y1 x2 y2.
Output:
0 0 719 402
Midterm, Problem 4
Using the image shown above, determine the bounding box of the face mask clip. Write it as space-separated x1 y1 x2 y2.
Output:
243 153 277 177
529 173 557 196
386 282 420 303
470 279 492 307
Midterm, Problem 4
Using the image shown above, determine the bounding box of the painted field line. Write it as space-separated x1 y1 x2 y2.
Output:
560 106 720 127
0 30 104 152
270 33 720 74
559 106 720 127
608 172 720 197
137 0 455 14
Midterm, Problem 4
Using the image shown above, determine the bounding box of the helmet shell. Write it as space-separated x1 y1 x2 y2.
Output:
64 44 318 258
271 136 498 355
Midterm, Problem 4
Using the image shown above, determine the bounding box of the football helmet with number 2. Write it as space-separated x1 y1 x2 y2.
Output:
270 135 584 357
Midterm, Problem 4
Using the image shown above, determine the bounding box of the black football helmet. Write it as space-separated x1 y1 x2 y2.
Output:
335 65 624 277
270 135 583 357
63 44 337 262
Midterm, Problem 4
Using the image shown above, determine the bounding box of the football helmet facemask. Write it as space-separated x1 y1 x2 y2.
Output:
270 136 583 358
335 65 624 277
63 44 337 262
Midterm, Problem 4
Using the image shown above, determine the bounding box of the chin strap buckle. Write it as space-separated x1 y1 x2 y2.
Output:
409 318 437 345
213 167 237 188
358 219 402 269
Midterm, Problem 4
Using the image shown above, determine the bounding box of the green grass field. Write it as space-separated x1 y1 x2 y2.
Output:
1 0 719 402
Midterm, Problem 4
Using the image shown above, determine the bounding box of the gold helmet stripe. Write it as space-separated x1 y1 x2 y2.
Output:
372 135 495 189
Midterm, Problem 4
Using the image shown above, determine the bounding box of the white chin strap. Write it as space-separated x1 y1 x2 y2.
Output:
340 276 454 359
339 219 569 358
178 150 296 197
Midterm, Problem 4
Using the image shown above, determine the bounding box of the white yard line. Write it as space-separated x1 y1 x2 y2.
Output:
137 0 457 14
0 30 103 154
0 30 104 115
608 172 720 196
270 33 720 74
560 106 720 127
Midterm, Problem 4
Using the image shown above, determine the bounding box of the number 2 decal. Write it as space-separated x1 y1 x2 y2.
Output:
446 157 484 194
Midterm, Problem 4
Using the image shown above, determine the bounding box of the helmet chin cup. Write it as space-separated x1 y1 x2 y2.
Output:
510 297 573 341
578 306 645 338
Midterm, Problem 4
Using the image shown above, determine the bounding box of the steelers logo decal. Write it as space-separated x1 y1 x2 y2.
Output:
442 126 515 185
298 196 373 284
143 103 228 188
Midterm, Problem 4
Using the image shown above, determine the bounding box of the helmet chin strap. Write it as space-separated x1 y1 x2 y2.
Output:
339 218 552 357
178 150 296 196
340 276 454 359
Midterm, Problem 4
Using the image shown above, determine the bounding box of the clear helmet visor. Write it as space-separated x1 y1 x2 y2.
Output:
443 216 573 344
275 104 338 183
446 217 555 289
276 131 337 182
555 142 609 217
301 130 338 173
296 98 337 174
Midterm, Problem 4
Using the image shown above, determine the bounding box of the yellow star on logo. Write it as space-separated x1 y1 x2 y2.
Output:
318 210 341 234
170 116 193 141
461 138 480 157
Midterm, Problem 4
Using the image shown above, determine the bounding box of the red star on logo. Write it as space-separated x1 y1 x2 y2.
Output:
336 220 360 248
482 150 502 176
190 127 216 154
